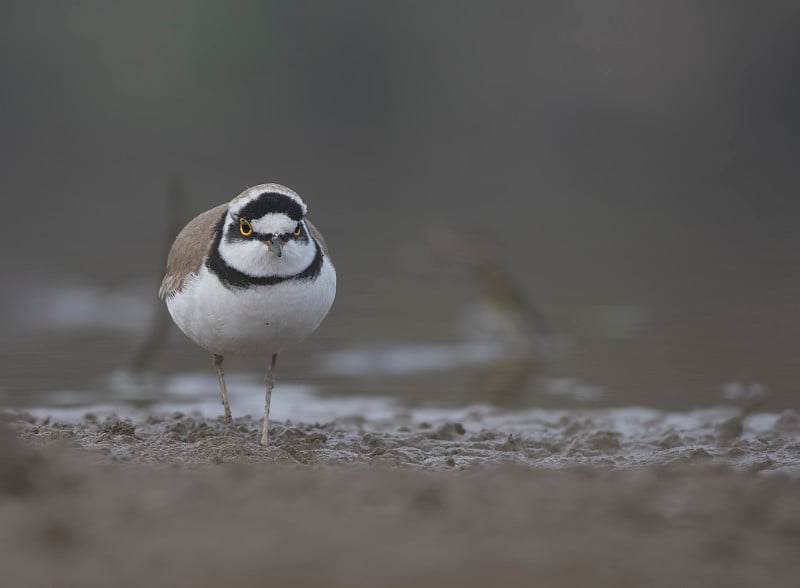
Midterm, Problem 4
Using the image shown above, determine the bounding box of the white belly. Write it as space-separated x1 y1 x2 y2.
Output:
166 260 336 356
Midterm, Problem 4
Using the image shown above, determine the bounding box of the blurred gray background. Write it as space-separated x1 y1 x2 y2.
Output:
1 1 798 410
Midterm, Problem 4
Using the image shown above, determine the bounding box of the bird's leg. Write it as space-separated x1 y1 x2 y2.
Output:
212 354 233 426
261 353 278 445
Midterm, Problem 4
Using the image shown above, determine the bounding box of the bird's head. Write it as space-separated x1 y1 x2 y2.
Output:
216 183 316 278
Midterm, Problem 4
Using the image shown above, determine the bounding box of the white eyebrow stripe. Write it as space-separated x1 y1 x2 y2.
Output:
251 213 297 235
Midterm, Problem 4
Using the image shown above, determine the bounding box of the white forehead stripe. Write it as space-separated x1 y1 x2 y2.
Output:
251 213 298 235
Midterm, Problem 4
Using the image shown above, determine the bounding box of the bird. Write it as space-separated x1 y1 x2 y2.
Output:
159 183 336 444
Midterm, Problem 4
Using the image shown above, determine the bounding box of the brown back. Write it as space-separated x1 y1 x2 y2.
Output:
305 219 331 260
159 204 228 299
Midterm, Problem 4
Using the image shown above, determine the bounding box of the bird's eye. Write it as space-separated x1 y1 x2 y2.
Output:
239 218 253 236
293 224 302 237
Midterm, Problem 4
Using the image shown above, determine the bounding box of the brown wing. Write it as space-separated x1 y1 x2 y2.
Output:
159 203 228 299
305 218 331 260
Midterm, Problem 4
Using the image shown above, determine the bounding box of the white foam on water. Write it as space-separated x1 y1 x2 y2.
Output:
97 370 400 423
0 273 155 334
318 343 603 401
19 370 784 437
542 378 605 401
318 342 506 376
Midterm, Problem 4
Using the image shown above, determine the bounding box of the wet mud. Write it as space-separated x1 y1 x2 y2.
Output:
9 403 800 472
2 410 800 587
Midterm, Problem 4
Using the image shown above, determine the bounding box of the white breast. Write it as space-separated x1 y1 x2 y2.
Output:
166 259 336 356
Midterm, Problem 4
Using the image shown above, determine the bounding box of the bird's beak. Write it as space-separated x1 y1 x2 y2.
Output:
264 236 283 257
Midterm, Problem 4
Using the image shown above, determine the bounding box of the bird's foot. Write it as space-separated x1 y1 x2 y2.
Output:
222 415 234 436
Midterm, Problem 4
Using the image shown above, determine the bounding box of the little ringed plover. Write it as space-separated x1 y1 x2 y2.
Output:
159 183 336 444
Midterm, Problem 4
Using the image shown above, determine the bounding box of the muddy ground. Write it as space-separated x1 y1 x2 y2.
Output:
2 411 800 588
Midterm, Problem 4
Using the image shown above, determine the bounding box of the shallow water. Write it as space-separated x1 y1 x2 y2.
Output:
3 274 799 476
3 266 799 407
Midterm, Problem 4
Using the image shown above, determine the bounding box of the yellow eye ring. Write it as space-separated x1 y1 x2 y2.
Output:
239 218 253 236
293 224 302 237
